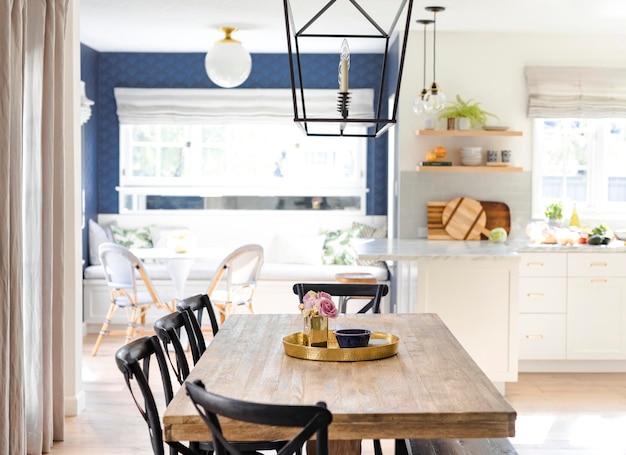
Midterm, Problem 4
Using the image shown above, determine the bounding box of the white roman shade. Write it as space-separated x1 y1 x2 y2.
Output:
113 88 375 124
525 66 626 118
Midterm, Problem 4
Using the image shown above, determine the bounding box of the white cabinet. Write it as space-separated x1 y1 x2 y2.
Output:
416 257 518 383
519 251 626 362
518 253 567 360
566 253 626 359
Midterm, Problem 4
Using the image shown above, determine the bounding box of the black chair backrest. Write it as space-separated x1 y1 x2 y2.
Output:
185 379 332 455
176 294 219 355
292 283 389 314
154 311 199 383
115 335 200 455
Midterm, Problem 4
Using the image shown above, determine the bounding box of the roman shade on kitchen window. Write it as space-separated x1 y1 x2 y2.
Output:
525 66 626 118
114 88 375 124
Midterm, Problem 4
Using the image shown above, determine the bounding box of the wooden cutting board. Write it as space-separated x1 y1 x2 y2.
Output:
427 200 511 240
442 197 490 240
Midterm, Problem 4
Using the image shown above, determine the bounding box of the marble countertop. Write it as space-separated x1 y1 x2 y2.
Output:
355 239 520 261
356 238 626 261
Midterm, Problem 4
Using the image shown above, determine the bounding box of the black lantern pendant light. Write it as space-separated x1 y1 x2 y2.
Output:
422 6 446 113
283 0 415 137
412 19 433 115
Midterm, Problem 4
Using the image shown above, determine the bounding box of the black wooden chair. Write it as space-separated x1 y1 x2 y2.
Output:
292 283 389 315
185 379 332 455
154 311 200 384
115 335 207 455
176 293 220 361
293 282 389 455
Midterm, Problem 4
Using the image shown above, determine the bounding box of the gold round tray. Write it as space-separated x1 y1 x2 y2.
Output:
282 331 399 362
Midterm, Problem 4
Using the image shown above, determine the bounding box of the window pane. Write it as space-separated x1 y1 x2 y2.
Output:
160 146 183 177
606 120 626 202
539 119 588 204
161 126 186 143
132 125 158 142
131 146 156 177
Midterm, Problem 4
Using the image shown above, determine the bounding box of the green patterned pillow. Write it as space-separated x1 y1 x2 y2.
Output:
110 226 153 249
322 226 363 265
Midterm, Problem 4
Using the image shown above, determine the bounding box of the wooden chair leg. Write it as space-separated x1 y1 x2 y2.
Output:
126 306 139 344
214 303 227 324
92 303 118 356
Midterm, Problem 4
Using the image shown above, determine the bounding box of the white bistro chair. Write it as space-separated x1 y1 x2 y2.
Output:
207 244 264 324
92 242 175 356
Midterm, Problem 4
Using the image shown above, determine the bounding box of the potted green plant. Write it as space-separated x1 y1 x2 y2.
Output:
438 95 499 130
544 202 563 226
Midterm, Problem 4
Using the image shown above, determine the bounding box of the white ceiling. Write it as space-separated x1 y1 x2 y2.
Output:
80 0 626 54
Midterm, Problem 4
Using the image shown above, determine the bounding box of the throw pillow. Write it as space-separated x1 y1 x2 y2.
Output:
88 219 115 265
110 225 153 249
352 222 388 267
322 226 362 265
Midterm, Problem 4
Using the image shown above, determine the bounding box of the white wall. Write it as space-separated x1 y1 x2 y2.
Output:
397 32 626 171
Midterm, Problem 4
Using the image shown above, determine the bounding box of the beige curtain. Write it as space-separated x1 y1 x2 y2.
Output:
0 0 68 454
0 0 26 451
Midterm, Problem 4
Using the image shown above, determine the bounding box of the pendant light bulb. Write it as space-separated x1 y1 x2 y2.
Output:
412 19 433 115
424 6 445 113
423 82 446 112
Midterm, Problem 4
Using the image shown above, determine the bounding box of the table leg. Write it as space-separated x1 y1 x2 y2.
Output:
307 439 361 454
164 257 195 299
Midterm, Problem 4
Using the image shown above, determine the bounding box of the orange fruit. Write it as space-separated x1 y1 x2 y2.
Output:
425 151 437 162
434 146 447 159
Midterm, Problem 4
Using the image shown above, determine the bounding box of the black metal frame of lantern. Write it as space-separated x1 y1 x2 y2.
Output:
282 0 415 138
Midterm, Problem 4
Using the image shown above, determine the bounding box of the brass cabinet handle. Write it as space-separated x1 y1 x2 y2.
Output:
526 334 544 340
527 293 545 298
591 279 608 284
590 262 608 267
526 263 544 267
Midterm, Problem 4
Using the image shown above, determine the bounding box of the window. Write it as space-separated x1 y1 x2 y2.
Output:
533 118 626 219
119 123 367 212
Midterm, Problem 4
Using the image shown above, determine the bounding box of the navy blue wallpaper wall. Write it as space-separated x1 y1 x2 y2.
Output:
82 46 389 215
80 44 99 268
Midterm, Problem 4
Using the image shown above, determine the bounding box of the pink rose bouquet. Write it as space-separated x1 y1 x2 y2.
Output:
299 290 338 318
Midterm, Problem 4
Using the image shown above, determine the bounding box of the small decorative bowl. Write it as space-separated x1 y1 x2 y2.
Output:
334 329 372 348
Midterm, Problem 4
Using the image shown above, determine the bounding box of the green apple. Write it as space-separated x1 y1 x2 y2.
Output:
489 227 508 243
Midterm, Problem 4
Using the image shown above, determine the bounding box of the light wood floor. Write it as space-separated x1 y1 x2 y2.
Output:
52 334 626 454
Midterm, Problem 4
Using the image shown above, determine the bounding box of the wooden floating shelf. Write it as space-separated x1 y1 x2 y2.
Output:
415 129 523 137
417 165 523 173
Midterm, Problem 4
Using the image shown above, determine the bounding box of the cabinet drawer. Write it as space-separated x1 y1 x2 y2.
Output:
567 253 626 277
519 253 567 277
519 314 566 360
519 277 567 313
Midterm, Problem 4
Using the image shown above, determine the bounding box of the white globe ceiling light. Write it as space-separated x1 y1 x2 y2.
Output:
204 27 252 88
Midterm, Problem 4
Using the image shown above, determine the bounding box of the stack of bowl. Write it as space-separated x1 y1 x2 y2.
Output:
460 147 482 166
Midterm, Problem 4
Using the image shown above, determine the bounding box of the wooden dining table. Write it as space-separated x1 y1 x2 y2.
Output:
163 313 516 454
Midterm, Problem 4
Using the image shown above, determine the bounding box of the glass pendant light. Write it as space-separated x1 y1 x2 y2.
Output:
422 6 446 113
412 19 433 115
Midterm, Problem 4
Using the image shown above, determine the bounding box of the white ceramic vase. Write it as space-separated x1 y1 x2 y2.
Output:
455 117 471 130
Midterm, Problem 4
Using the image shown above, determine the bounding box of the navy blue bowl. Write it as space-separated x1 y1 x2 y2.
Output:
334 329 372 348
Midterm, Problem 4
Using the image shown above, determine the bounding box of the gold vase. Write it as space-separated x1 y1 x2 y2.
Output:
303 315 328 348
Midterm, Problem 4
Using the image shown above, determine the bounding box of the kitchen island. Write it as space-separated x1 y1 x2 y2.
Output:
356 239 520 388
